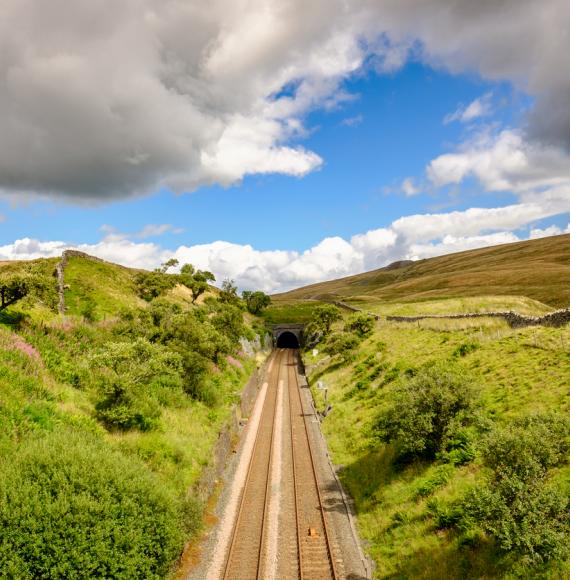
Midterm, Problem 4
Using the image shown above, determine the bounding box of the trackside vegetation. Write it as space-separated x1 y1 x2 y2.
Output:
304 298 570 578
0 255 268 578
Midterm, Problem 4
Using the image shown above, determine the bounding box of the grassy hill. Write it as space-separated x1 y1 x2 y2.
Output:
274 234 570 309
269 235 570 577
0 253 265 577
305 311 570 578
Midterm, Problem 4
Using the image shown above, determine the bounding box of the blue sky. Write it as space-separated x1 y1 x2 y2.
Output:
0 64 545 249
1 1 569 292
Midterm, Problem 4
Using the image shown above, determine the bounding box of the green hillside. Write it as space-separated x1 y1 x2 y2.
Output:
274 234 570 309
274 235 570 578
0 253 266 577
304 308 570 578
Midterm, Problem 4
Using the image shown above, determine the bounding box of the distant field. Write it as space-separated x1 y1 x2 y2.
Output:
354 295 555 317
275 234 570 308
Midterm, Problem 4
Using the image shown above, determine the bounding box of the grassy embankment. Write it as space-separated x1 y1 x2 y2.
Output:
303 301 569 578
0 255 264 578
267 236 570 578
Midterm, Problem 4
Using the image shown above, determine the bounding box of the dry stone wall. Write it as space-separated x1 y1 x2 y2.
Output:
386 309 570 328
55 250 110 315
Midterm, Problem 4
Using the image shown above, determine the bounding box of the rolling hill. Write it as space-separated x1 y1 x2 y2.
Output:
274 234 570 308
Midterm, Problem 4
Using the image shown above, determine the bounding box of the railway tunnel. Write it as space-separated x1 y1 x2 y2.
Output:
271 323 304 349
276 330 299 348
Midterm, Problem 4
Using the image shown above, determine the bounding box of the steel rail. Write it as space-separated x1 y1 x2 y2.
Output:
222 349 283 580
289 349 339 580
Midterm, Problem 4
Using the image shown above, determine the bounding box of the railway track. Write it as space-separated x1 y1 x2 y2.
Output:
287 349 339 580
223 348 339 580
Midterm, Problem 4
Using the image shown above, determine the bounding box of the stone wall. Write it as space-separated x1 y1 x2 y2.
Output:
55 249 112 315
332 301 380 320
386 309 570 328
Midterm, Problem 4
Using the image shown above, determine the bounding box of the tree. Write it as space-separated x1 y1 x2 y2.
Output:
309 304 342 335
179 264 215 303
134 271 176 302
0 273 30 311
242 290 271 314
156 258 179 274
218 279 240 304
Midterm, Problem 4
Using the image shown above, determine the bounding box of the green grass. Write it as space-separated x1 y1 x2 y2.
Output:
351 295 555 317
0 319 257 576
305 312 570 578
0 252 264 577
260 299 325 324
63 256 145 318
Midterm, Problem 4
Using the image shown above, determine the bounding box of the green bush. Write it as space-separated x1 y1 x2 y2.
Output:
344 312 376 337
461 414 570 565
324 331 360 358
307 304 342 336
376 362 479 459
0 430 192 578
91 339 184 430
452 341 479 358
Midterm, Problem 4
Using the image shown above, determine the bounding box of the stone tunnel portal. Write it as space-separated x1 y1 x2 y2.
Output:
276 331 300 348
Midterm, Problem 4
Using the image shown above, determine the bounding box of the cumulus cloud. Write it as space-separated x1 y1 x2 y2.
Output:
529 223 570 239
1 1 570 201
2 202 566 292
444 93 493 124
426 129 570 221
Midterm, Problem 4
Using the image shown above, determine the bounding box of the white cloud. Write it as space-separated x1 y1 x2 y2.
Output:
1 2 570 201
529 224 570 239
407 232 520 260
3 202 567 292
135 224 184 239
444 93 493 124
401 177 420 196
341 114 364 127
427 129 570 212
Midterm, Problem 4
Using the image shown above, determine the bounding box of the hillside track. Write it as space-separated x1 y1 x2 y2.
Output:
223 348 339 580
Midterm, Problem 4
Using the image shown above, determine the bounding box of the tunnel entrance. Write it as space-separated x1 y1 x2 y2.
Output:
276 331 300 348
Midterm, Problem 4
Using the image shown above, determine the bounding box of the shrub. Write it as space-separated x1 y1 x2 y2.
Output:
91 339 184 430
308 304 342 336
324 331 360 359
415 464 455 498
80 297 97 322
452 341 479 358
376 362 478 459
461 414 570 564
344 313 376 337
0 430 191 578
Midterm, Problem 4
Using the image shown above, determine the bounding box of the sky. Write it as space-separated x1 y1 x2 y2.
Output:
1 0 569 292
